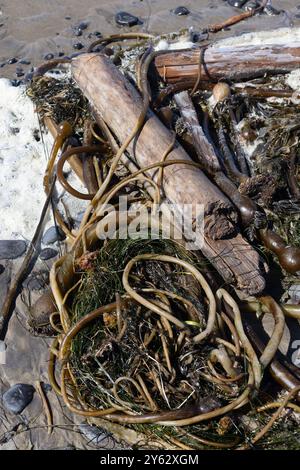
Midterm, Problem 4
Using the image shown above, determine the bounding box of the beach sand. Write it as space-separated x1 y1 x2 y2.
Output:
1 1 300 79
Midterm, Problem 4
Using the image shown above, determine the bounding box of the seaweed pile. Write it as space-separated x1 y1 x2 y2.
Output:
9 20 300 449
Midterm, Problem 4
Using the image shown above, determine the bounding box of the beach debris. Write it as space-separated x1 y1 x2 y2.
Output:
244 1 260 11
173 6 190 16
79 424 114 447
19 59 31 65
15 67 24 77
39 248 58 261
29 290 57 331
228 0 247 7
35 381 53 435
7 57 17 64
23 270 49 291
2 12 300 449
212 82 231 103
76 21 89 31
0 240 27 260
115 11 140 27
72 52 265 294
44 53 55 61
73 42 84 50
42 226 65 245
3 384 35 414
264 4 281 16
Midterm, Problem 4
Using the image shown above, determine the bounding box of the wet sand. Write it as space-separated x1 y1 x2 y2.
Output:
1 0 300 451
1 1 300 79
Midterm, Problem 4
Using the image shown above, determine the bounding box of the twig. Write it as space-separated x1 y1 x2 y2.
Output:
35 381 53 435
0 178 56 340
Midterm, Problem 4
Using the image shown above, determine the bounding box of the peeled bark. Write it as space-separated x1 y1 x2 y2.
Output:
72 53 266 294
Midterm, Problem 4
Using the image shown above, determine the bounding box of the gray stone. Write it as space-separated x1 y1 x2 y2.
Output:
173 6 190 16
244 1 259 12
2 384 35 414
115 11 139 27
228 0 247 7
0 240 27 259
42 226 65 245
39 248 58 261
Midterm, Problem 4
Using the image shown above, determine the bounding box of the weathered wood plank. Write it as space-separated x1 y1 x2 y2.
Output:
154 44 300 83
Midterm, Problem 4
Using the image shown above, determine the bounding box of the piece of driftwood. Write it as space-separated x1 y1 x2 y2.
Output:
174 91 221 174
72 53 266 294
154 43 300 84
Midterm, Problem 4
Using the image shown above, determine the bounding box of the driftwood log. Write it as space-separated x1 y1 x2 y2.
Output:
154 43 300 84
72 53 266 294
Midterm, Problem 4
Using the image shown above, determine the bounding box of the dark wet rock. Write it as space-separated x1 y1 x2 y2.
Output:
0 63 5 68
19 59 31 65
10 79 22 87
228 0 247 7
39 248 58 261
33 128 40 141
264 5 281 15
58 51 65 57
44 53 55 60
0 264 5 275
42 226 66 245
7 57 18 64
3 384 35 414
73 42 84 50
244 1 259 11
65 16 71 20
0 240 27 259
115 11 139 27
88 31 102 39
10 127 20 135
79 424 114 447
77 21 89 30
16 67 24 77
74 29 83 37
173 6 190 16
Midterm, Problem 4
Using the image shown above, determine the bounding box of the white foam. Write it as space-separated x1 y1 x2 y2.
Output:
0 79 53 240
0 78 86 242
286 69 300 92
214 27 300 48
